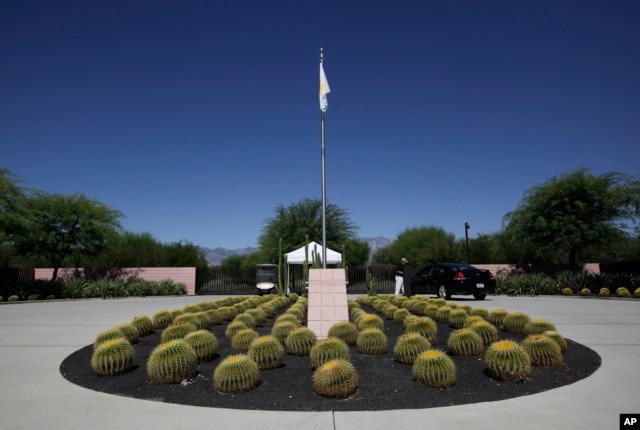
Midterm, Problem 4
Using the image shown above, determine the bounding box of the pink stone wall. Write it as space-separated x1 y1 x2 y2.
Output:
473 263 600 275
34 267 197 295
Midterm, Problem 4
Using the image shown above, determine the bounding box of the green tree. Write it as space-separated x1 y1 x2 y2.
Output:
462 233 508 264
503 167 639 268
257 197 358 263
378 226 457 268
16 192 123 280
0 169 28 266
342 238 371 266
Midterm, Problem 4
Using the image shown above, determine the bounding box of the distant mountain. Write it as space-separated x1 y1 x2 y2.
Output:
201 237 392 265
200 247 257 265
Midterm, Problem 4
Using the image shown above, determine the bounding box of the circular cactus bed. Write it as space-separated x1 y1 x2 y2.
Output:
60 299 600 412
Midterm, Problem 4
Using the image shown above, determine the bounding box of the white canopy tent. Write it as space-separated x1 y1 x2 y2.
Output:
284 241 342 265
284 241 342 292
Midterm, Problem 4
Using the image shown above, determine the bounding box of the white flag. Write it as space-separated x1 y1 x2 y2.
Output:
319 63 330 112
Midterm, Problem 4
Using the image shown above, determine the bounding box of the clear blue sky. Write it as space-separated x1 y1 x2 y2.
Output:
2 1 639 250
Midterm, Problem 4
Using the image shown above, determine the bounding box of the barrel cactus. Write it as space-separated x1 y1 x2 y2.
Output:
412 349 456 388
274 313 301 326
213 354 260 393
447 328 484 356
524 318 557 335
580 287 591 296
152 310 173 329
313 359 358 399
543 330 568 353
327 321 359 345
393 308 412 324
561 287 573 296
468 320 499 345
271 321 299 344
404 316 437 344
173 313 200 328
598 287 610 297
113 322 138 343
310 337 350 369
502 311 531 334
448 308 469 329
393 332 431 364
285 327 317 356
382 304 399 320
184 329 218 363
217 306 236 321
91 338 134 376
161 322 197 343
487 308 508 327
356 314 385 331
356 328 388 355
617 288 631 298
233 313 257 329
93 327 126 350
434 305 453 323
225 320 249 340
147 339 198 384
485 340 531 382
131 315 153 337
247 335 285 370
522 334 562 367
423 304 440 319
469 307 489 319
231 328 260 352
245 308 267 326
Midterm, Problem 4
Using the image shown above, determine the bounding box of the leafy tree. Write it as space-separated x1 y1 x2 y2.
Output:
377 226 457 268
503 167 639 268
90 232 209 270
0 169 28 266
463 233 508 264
16 192 123 280
257 197 358 263
342 238 371 266
160 240 208 269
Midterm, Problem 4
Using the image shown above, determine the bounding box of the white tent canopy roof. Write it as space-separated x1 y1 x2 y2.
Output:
284 241 342 265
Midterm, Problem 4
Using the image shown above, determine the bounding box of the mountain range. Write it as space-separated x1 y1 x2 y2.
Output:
200 236 392 265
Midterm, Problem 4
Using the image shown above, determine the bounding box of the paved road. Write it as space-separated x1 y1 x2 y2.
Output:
0 295 638 430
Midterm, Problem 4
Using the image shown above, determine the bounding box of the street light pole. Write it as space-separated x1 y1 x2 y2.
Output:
464 222 470 263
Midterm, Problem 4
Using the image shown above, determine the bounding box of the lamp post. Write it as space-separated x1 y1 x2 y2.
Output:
464 222 470 263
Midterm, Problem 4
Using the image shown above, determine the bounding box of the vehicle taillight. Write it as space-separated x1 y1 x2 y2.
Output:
488 271 494 279
454 272 465 280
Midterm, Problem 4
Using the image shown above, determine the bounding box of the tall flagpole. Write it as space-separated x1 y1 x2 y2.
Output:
320 48 327 269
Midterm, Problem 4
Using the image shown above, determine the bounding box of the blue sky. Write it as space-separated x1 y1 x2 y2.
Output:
2 1 639 250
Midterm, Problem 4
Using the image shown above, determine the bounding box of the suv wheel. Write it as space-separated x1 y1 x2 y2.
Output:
438 285 451 300
473 292 486 300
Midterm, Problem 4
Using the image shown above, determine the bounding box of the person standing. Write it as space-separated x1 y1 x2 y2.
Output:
394 258 408 296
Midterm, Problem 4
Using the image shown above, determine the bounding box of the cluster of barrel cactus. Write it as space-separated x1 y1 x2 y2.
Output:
87 290 574 401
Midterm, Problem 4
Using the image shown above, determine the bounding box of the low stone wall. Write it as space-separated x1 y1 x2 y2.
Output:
34 267 197 295
474 263 600 276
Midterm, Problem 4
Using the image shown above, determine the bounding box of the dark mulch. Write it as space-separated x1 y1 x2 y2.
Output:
60 304 601 411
